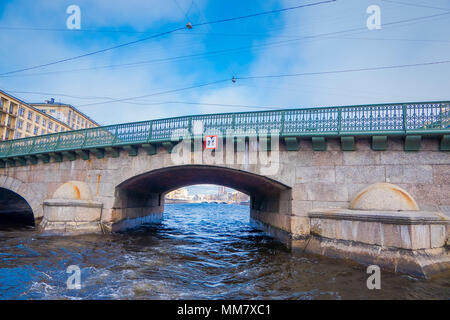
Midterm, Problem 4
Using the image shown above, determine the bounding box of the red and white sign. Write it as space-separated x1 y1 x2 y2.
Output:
205 135 218 149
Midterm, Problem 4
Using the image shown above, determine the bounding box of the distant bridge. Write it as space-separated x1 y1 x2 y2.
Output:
0 100 448 277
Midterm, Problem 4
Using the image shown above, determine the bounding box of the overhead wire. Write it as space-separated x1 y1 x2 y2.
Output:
0 0 336 76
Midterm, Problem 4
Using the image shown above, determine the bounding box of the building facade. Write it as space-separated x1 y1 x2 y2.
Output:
31 99 99 130
0 90 98 141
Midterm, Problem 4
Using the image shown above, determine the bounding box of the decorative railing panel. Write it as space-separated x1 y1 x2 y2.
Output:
0 100 448 160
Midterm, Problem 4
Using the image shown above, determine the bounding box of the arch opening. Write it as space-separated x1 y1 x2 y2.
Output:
112 165 291 231
0 188 35 228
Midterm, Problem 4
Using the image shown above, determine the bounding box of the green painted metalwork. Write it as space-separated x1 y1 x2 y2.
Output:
312 137 326 151
0 100 448 161
372 136 388 151
404 135 422 151
340 136 355 151
284 137 299 151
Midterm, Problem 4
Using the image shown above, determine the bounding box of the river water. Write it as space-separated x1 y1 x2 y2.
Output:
0 203 449 300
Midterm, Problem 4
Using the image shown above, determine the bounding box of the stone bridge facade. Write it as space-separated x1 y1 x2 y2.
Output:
0 134 449 277
0 100 449 277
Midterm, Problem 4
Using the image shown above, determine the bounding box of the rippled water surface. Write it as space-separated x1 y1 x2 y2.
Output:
0 203 449 299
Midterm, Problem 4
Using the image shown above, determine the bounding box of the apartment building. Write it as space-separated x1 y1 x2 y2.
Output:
31 99 99 130
0 89 97 141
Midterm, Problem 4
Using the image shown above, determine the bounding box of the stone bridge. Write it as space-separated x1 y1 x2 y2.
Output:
0 100 449 277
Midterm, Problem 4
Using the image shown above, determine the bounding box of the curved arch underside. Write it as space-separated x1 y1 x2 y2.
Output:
118 165 290 197
0 187 34 226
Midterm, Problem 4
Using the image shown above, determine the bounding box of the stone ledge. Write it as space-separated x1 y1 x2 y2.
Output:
293 235 450 279
309 208 449 225
43 199 103 208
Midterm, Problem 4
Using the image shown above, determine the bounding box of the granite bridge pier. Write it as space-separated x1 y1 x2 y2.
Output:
0 101 449 278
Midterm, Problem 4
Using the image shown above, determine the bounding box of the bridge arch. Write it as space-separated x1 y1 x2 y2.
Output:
0 176 41 226
110 165 292 231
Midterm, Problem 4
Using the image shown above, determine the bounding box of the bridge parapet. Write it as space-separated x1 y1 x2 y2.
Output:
0 100 448 167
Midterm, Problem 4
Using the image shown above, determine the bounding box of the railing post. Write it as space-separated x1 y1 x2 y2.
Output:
337 108 342 134
112 125 119 145
54 133 61 151
188 117 192 135
28 138 36 154
402 104 407 134
281 111 285 136
232 114 236 130
146 120 152 142
6 140 12 157
81 129 88 148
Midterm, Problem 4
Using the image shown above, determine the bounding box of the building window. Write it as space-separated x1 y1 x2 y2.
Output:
33 127 38 135
26 123 31 132
55 124 59 132
48 122 53 130
0 98 5 109
50 109 55 113
35 115 40 123
5 131 9 140
42 130 46 135
9 103 15 113
28 111 33 120
18 106 25 117
14 132 21 139
17 119 23 129
42 118 46 126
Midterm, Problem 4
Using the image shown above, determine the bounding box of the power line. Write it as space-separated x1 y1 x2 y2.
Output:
5 89 288 110
3 10 449 79
0 27 185 76
236 59 450 80
76 79 230 107
192 0 336 27
19 58 448 108
380 0 450 12
0 0 336 76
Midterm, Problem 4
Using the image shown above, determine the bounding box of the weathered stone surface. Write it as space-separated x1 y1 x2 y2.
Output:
42 199 103 234
433 165 450 185
336 166 385 184
308 208 448 250
350 183 419 211
296 166 335 183
385 165 433 184
430 225 447 248
343 151 381 166
305 183 348 202
53 181 93 200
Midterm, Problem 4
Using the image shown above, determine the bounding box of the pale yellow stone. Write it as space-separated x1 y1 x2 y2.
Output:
52 181 93 200
350 182 419 211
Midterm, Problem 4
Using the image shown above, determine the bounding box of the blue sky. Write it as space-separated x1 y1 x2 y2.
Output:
0 0 449 127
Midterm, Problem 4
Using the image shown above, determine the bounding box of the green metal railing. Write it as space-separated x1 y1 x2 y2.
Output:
0 100 449 159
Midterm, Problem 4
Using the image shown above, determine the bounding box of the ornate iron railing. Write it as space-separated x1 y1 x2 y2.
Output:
0 101 448 159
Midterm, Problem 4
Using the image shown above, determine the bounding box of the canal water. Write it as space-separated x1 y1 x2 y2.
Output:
0 203 449 299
